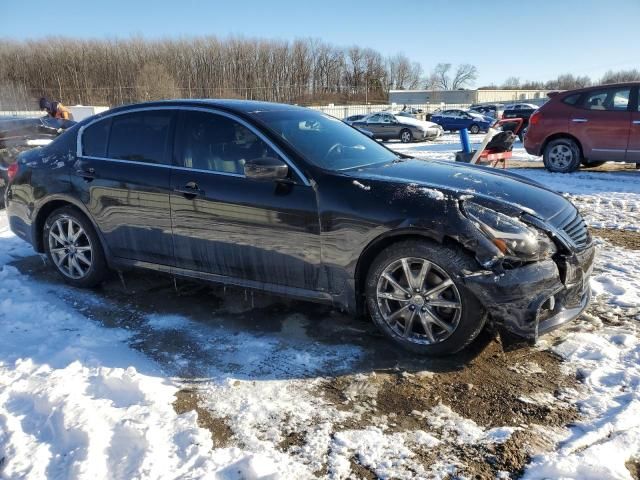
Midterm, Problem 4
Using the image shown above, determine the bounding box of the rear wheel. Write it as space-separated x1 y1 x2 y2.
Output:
365 240 486 355
43 206 107 288
543 138 581 173
469 124 480 134
400 128 413 143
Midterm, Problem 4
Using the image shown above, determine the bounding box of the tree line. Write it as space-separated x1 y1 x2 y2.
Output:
0 37 427 109
484 70 640 91
0 36 637 110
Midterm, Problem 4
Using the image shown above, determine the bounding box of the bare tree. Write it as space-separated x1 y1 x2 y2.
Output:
430 63 452 89
451 64 478 89
502 77 521 89
601 69 640 84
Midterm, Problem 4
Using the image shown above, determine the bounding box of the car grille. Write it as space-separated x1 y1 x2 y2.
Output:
557 210 590 250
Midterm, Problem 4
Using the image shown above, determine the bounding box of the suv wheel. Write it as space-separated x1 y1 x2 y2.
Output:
543 138 581 173
469 124 480 134
365 240 486 355
43 206 108 288
400 129 413 143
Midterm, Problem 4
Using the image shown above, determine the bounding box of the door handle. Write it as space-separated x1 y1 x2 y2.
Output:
76 167 95 181
632 120 640 125
571 118 588 123
174 181 203 197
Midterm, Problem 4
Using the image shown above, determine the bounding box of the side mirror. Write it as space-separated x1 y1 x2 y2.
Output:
244 157 289 181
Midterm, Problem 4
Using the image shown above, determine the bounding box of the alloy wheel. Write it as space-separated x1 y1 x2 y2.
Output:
376 257 462 345
548 144 574 170
48 217 93 279
401 130 412 143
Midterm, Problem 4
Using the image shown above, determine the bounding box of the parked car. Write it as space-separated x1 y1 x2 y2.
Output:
430 109 493 134
5 100 594 355
351 112 443 142
502 104 538 141
524 83 639 172
469 103 505 120
344 114 366 125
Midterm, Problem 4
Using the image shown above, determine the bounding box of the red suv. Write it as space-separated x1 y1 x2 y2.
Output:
524 83 639 172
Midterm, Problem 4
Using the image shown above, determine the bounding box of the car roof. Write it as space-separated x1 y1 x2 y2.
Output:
104 99 310 116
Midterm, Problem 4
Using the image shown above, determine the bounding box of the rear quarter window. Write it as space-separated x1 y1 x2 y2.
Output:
562 94 581 106
82 118 111 157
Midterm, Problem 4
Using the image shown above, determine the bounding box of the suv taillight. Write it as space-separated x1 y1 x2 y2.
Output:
7 163 19 181
529 110 542 126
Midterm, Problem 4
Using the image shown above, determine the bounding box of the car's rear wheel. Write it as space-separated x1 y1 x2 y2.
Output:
365 240 486 355
44 206 107 288
400 128 413 143
469 124 480 134
543 138 581 173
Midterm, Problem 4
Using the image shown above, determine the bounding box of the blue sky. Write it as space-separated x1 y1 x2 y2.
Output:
3 0 637 86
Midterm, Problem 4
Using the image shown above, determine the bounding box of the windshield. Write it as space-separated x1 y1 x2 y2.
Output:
254 109 399 170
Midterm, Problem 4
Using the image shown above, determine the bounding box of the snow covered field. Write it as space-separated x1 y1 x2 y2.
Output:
0 134 639 479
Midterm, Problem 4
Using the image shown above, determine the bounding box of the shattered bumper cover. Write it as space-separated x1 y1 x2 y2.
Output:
463 244 595 341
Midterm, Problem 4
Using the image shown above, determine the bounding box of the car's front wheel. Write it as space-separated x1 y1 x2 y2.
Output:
43 206 108 288
469 124 480 134
400 128 413 143
365 240 486 355
543 138 581 173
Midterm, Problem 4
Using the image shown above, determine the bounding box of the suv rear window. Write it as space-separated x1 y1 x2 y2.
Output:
107 111 175 165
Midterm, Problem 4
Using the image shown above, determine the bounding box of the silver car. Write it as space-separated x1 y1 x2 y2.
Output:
351 112 444 143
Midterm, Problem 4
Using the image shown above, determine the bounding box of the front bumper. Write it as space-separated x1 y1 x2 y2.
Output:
463 243 595 341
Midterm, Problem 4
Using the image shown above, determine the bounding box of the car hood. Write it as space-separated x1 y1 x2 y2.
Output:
396 116 440 129
348 158 571 221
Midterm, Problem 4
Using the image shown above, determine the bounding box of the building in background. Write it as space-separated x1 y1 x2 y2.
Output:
389 89 550 106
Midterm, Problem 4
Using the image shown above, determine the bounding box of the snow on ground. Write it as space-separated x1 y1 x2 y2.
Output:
1 136 640 478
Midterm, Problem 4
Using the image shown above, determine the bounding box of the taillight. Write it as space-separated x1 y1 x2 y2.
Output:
7 163 19 181
529 110 541 126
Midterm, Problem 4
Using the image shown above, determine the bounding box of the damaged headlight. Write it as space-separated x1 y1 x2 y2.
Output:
462 202 557 262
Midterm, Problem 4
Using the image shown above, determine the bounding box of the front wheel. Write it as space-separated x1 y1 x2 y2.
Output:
469 124 480 134
43 206 108 288
365 240 486 355
400 129 413 143
543 138 581 173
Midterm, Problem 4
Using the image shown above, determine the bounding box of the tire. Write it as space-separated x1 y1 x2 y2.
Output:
365 240 486 355
400 128 413 143
581 160 606 168
543 138 581 173
43 206 108 288
469 124 480 134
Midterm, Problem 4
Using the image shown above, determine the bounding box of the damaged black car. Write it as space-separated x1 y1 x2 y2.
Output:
4 100 594 355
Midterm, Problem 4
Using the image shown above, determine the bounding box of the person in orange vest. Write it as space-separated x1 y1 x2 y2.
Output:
39 97 73 120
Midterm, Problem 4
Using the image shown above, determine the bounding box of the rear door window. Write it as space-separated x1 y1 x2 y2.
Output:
177 110 277 174
107 110 175 165
82 117 111 157
582 88 630 111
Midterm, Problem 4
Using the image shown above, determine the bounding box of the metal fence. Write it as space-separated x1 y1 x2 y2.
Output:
308 103 471 119
0 110 42 118
1 102 472 121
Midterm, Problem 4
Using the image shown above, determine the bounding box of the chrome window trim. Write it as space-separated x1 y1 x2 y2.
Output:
76 105 311 186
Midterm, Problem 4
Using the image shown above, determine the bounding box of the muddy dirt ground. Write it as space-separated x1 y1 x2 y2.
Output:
7 233 627 478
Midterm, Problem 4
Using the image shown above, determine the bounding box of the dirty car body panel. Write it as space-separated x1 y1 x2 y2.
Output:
5 99 593 344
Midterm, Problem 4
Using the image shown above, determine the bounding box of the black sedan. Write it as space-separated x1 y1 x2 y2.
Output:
4 100 594 355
